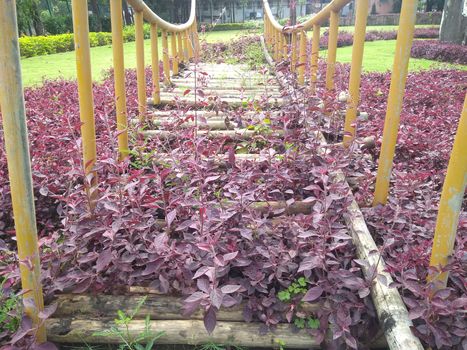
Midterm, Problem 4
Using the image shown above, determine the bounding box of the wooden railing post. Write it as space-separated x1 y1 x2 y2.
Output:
373 0 418 205
162 30 171 84
310 24 320 93
0 0 46 343
325 10 339 90
183 30 190 61
135 10 146 119
110 0 129 158
281 32 287 59
429 93 467 287
187 28 194 59
343 0 369 145
298 31 307 85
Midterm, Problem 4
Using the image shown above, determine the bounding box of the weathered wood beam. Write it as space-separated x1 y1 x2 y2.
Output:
46 318 387 348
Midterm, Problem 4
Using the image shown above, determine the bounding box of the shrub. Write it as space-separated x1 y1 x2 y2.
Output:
42 14 73 35
411 40 467 65
204 21 262 31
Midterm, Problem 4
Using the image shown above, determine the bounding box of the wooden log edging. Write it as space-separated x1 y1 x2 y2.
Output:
48 295 387 348
259 36 424 350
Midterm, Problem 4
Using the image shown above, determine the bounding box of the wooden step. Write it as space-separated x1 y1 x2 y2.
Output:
141 128 284 140
147 96 284 108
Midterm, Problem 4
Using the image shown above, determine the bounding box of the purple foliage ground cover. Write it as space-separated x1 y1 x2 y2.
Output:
411 39 467 65
1 35 466 349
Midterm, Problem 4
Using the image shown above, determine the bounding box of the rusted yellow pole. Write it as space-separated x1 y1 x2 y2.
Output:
343 0 369 145
150 24 161 105
177 31 184 64
310 24 320 93
373 0 417 205
298 31 307 85
171 32 179 75
110 0 128 158
135 10 146 119
162 30 171 84
429 94 467 287
281 33 287 59
277 29 283 61
274 29 280 61
0 0 46 343
325 10 339 90
291 31 297 72
72 0 97 180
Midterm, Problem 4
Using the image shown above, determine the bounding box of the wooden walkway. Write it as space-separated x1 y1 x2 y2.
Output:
46 63 394 349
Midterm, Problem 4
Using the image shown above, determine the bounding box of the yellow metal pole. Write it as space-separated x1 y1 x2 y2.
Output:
72 0 97 179
429 94 467 287
0 0 46 343
291 31 297 72
135 10 146 119
187 28 194 59
325 10 339 90
171 32 179 75
373 0 417 205
282 33 287 59
162 30 171 84
277 29 283 61
310 24 320 94
193 20 200 59
298 31 307 85
177 31 184 64
150 23 161 105
183 30 190 61
343 0 369 145
274 29 280 61
110 0 129 158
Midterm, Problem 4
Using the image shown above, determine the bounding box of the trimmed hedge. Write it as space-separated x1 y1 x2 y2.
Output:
203 21 262 32
411 39 467 65
20 23 151 58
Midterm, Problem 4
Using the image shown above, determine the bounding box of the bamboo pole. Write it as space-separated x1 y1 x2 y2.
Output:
343 0 369 145
0 0 46 343
310 25 320 94
150 24 161 105
135 10 146 119
298 31 307 85
71 0 97 185
110 0 129 158
325 10 339 90
429 93 467 287
373 0 417 205
162 30 171 84
171 31 179 75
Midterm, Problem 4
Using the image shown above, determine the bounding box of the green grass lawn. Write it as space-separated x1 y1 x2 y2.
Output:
20 29 250 86
322 39 466 72
21 25 465 87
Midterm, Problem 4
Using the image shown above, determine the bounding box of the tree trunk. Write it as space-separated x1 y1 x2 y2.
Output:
440 0 467 44
90 0 102 32
122 0 133 25
31 0 44 35
290 0 297 25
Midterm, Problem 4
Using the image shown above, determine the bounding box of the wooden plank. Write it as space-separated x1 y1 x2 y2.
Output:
141 129 284 140
46 318 387 348
147 96 284 108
